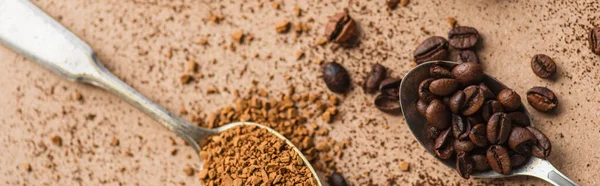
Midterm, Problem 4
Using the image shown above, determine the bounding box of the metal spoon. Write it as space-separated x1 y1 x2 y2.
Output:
399 61 577 186
0 1 321 185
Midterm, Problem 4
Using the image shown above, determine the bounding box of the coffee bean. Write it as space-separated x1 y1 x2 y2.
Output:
328 172 348 186
456 50 479 63
386 0 400 9
416 99 429 116
481 100 504 122
530 54 557 78
324 12 357 46
379 78 402 98
589 27 600 55
467 116 484 126
508 127 536 155
486 145 511 175
363 64 386 94
322 62 351 93
452 115 471 140
469 124 489 147
452 62 484 85
527 127 551 159
449 90 465 114
479 83 496 100
497 89 521 111
454 139 475 152
472 154 490 172
429 78 459 96
456 151 474 179
374 94 401 114
427 126 441 140
418 78 438 103
526 87 558 112
414 36 449 64
487 112 512 145
442 96 451 106
448 26 480 49
510 154 528 168
506 112 530 127
462 85 486 116
430 64 453 78
434 128 455 159
426 100 451 130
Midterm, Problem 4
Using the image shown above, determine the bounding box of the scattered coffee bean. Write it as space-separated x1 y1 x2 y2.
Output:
416 99 429 116
427 126 441 140
497 89 521 111
506 112 530 127
526 87 558 112
454 139 475 152
481 100 504 122
429 78 459 96
414 36 449 64
462 85 485 116
452 62 484 85
448 26 480 49
363 64 387 94
471 154 490 172
456 50 479 63
328 172 348 186
418 78 438 103
508 127 536 155
449 90 466 114
324 12 357 46
434 128 455 159
430 64 453 78
380 78 402 98
469 124 489 147
487 113 512 145
456 151 474 179
479 83 495 99
530 54 557 78
589 27 600 55
486 145 511 175
426 99 451 130
527 127 552 159
374 94 401 114
322 62 351 93
451 115 471 140
510 154 529 168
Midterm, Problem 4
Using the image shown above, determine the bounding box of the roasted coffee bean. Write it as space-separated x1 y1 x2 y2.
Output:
374 94 401 114
416 99 429 116
467 116 484 126
363 64 387 94
322 62 351 93
531 54 557 78
526 87 558 112
456 151 474 179
510 154 528 168
508 127 536 155
454 139 475 152
448 26 480 49
379 78 402 98
430 64 453 78
434 128 454 159
527 127 552 159
487 113 512 144
481 100 504 122
328 172 348 186
442 96 451 105
469 124 489 147
429 78 459 96
426 100 451 129
589 27 600 56
324 12 357 45
507 112 530 127
427 126 441 140
452 115 471 140
479 83 495 99
472 154 490 172
418 78 438 103
414 36 449 64
497 89 521 111
462 85 486 116
449 90 466 114
486 145 511 175
452 62 484 85
456 50 479 63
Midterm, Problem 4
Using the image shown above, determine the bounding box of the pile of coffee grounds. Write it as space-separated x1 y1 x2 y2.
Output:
198 125 316 185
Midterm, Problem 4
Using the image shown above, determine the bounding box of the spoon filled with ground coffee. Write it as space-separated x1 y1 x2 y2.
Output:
0 1 321 185
400 61 577 186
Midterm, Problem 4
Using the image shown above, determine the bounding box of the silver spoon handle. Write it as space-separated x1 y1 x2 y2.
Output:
526 158 578 186
0 0 208 147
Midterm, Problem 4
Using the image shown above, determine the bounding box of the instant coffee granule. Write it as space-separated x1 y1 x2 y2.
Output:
198 125 316 185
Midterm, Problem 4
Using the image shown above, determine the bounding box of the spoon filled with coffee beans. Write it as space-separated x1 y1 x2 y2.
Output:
400 61 577 186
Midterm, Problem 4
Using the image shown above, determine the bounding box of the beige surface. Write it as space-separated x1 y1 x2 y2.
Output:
1 0 599 185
